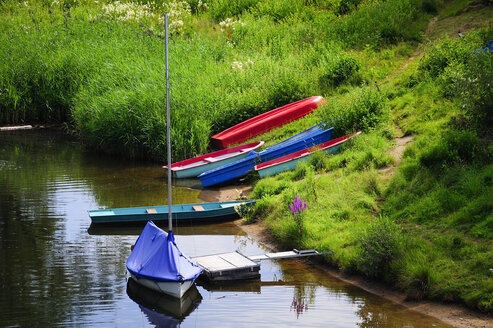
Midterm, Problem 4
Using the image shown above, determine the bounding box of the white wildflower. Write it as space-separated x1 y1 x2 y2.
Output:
231 61 243 70
231 59 254 71
166 0 191 35
197 0 208 12
219 17 243 32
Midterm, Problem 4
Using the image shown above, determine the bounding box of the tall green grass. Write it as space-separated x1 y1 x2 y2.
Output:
0 0 438 159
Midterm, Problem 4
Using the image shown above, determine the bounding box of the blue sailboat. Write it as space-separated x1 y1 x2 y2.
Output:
126 221 203 298
126 14 202 299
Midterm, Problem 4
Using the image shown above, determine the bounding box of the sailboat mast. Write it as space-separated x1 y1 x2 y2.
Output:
165 13 172 232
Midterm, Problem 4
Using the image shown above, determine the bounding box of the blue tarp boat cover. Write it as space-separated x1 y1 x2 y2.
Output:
126 221 202 282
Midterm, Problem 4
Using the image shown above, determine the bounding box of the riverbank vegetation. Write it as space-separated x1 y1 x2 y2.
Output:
1 0 492 313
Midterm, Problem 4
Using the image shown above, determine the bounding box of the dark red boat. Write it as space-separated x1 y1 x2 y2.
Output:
211 96 325 149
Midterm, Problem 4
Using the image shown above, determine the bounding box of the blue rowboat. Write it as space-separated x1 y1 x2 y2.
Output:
197 123 333 187
89 200 256 224
255 131 361 178
163 141 264 179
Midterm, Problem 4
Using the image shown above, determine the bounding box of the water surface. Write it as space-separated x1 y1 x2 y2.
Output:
0 130 452 327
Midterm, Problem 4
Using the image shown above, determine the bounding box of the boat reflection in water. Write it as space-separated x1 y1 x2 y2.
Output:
126 278 202 327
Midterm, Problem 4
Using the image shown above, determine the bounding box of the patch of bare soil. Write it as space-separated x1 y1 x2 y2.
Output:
198 183 252 203
378 134 414 175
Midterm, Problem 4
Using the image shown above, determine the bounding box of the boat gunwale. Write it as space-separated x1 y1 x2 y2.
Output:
198 124 329 179
163 141 264 171
211 96 324 147
89 200 255 216
255 131 361 171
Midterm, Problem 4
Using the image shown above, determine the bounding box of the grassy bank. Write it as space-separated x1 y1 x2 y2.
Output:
1 0 492 313
245 20 493 312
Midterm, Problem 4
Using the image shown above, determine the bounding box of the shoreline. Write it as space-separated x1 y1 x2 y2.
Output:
235 218 492 328
203 186 492 328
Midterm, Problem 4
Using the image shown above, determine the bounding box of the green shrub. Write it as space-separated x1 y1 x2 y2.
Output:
419 130 480 169
319 53 361 88
251 0 305 22
251 177 291 198
309 149 330 172
418 38 474 78
324 0 425 48
336 0 362 15
456 52 493 135
208 0 259 20
320 87 389 136
356 217 404 278
291 161 311 181
406 264 436 300
421 0 440 14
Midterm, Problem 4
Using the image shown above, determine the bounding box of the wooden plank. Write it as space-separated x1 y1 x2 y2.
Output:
248 254 269 261
192 205 204 211
219 252 257 268
146 208 157 214
248 249 328 262
194 253 237 271
265 251 297 259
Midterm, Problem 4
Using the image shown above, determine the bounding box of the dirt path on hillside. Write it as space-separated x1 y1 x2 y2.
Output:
378 133 414 176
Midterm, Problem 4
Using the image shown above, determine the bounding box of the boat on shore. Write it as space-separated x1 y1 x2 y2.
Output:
126 221 203 298
198 123 333 187
211 96 325 149
163 141 264 179
89 199 256 224
255 131 361 178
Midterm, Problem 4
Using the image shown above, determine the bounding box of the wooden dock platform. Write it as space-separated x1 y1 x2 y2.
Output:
194 249 330 282
193 251 260 282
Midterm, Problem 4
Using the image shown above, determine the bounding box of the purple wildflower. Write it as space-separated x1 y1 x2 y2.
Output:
290 194 307 235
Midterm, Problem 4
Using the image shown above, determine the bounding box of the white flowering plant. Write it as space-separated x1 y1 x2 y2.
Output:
219 17 244 39
231 59 254 71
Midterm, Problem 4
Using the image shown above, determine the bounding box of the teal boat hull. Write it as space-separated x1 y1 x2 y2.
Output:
89 200 256 224
255 131 361 178
257 144 342 178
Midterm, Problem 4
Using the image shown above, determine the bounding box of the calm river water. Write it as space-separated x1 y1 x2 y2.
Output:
0 129 453 327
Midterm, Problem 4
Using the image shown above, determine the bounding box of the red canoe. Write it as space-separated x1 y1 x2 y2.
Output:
211 96 325 149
